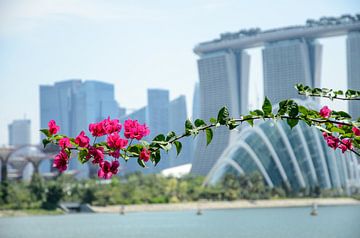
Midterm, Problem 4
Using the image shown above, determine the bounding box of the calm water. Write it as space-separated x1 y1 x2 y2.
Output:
1 205 360 238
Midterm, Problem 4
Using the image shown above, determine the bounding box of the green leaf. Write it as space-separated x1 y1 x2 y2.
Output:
166 131 176 141
40 129 51 137
160 142 172 152
209 117 217 124
277 100 289 115
42 138 51 148
205 128 213 146
298 105 308 115
243 115 254 126
334 90 343 95
153 150 161 166
194 119 206 127
295 84 304 92
287 100 299 117
78 149 88 164
53 134 65 140
262 97 272 115
250 110 264 116
127 145 142 155
217 106 230 125
173 141 182 156
337 111 351 119
153 134 166 142
137 158 146 168
287 118 298 129
185 119 194 130
330 126 345 134
227 121 238 130
185 119 194 135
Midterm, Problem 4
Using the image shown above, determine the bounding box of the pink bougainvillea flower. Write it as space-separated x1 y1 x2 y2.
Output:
87 146 104 164
103 117 122 134
89 121 106 137
123 119 150 140
89 117 122 137
109 149 120 159
98 160 120 179
48 120 60 135
352 127 360 136
338 139 352 153
53 150 69 172
107 133 128 149
319 106 332 118
139 148 151 162
58 137 71 149
75 131 90 148
325 135 339 150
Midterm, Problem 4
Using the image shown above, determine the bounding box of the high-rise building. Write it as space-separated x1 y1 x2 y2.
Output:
39 79 123 178
190 14 360 179
120 106 148 174
347 31 360 119
262 39 322 104
147 89 170 172
8 119 31 146
120 93 194 174
192 82 201 121
169 95 193 167
40 80 82 137
190 51 250 176
147 89 169 138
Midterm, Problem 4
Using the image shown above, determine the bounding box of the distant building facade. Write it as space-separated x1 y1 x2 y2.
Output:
169 95 193 167
190 51 250 176
190 14 360 177
120 106 147 174
347 31 360 119
8 119 31 146
192 82 201 121
263 39 322 104
39 79 124 178
120 91 194 174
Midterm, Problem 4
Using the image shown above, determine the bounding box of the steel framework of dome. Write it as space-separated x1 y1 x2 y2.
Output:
205 100 360 194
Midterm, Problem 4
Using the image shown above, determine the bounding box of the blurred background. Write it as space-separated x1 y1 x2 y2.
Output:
1 1 360 238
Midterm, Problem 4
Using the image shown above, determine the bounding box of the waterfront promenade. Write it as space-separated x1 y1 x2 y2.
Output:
91 198 360 213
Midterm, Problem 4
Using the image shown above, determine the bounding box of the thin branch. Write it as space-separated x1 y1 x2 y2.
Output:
338 139 360 157
298 92 360 101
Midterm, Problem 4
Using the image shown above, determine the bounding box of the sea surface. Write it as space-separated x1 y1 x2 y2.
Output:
1 205 360 238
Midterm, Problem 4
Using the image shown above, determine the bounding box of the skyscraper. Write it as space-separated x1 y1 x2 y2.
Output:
192 82 201 121
120 106 148 174
347 31 360 119
8 119 31 146
191 15 359 178
39 79 123 178
147 89 169 137
40 80 82 138
120 93 193 174
262 39 322 104
191 51 250 175
147 89 170 172
169 95 193 167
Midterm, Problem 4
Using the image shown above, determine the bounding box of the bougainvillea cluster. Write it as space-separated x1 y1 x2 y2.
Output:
318 105 358 153
41 84 360 180
42 118 150 179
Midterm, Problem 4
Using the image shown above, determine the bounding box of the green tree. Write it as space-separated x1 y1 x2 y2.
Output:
42 183 64 210
29 173 46 202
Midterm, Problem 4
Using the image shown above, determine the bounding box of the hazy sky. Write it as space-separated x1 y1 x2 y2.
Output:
0 0 359 145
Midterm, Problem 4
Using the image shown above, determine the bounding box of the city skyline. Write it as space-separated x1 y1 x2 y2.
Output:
190 14 360 176
0 1 358 145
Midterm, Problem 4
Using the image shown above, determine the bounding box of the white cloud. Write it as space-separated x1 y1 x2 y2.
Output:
0 0 165 36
